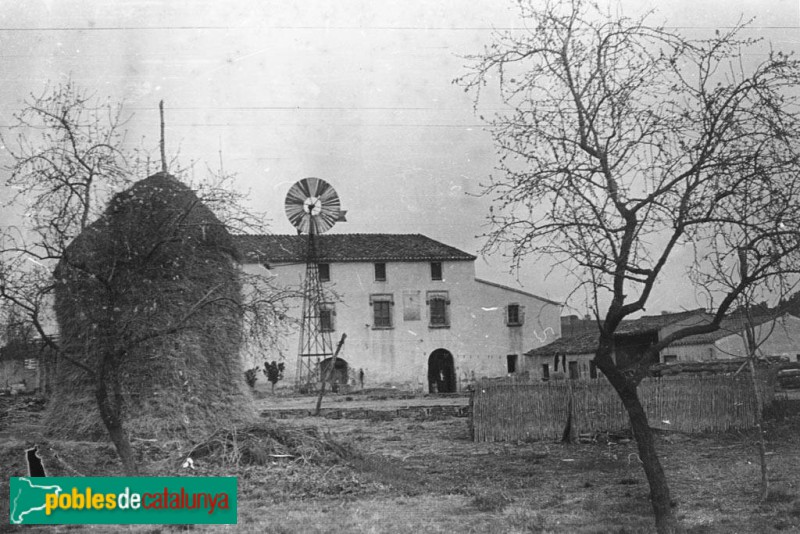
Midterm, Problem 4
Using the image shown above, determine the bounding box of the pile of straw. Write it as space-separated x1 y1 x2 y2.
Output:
47 172 254 441
186 423 353 467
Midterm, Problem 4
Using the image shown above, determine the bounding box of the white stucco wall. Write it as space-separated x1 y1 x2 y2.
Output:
659 344 716 362
242 259 561 391
526 352 598 381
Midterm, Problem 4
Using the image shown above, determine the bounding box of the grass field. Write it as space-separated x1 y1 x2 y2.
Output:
1 393 799 533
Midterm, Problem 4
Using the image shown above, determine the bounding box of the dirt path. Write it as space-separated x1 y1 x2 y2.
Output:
255 392 469 413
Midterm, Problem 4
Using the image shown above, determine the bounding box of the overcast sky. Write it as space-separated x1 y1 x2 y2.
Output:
1 0 798 316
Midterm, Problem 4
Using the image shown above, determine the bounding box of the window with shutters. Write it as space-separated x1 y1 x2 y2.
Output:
427 291 450 328
319 303 335 332
370 294 394 329
430 262 443 281
506 303 524 326
374 262 386 281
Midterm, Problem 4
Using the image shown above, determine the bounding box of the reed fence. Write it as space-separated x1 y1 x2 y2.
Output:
472 373 776 443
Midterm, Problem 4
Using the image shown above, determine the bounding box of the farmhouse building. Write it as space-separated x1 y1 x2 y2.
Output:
234 233 562 391
526 309 800 380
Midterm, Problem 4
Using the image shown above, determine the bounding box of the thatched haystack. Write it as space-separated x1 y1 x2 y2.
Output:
47 172 255 441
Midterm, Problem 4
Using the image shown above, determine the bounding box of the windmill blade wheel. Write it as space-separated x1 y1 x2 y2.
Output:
285 177 341 234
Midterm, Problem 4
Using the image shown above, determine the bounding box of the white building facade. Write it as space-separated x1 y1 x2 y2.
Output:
235 234 562 392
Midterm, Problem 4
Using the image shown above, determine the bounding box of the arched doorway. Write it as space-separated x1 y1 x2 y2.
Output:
428 349 456 393
319 358 349 390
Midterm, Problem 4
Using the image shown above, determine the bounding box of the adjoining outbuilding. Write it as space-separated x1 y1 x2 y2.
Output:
526 309 800 380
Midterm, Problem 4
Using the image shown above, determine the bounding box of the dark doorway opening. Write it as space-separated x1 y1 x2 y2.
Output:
568 361 579 380
428 349 456 393
320 358 349 390
507 354 518 374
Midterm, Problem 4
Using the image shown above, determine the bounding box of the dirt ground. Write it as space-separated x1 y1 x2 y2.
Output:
1 391 799 533
254 389 469 412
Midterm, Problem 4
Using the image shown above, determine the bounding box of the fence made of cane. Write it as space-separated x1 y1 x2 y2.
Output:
472 374 774 442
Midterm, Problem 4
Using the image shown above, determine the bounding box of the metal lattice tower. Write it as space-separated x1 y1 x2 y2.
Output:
294 235 334 391
283 177 345 392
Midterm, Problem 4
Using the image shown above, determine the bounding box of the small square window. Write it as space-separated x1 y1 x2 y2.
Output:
506 304 524 326
430 262 442 281
24 358 38 371
370 294 394 329
663 354 677 364
319 303 335 332
318 263 330 282
374 262 386 281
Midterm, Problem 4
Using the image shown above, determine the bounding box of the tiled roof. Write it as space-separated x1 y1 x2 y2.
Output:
233 233 477 263
525 308 708 357
526 310 790 357
669 313 781 346
614 308 708 335
525 330 600 357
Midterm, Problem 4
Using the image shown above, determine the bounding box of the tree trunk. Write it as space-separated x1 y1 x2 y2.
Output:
748 359 769 501
95 371 138 475
604 369 682 534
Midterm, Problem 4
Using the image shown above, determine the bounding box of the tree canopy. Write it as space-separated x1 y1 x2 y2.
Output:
460 0 800 337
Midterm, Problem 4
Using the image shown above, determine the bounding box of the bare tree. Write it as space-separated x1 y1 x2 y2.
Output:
0 80 131 391
0 81 295 474
458 1 800 532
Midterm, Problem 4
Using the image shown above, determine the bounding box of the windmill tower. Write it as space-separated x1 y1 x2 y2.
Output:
284 178 345 392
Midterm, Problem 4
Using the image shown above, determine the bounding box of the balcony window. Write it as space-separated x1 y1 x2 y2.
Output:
319 303 335 332
427 291 450 328
370 294 394 329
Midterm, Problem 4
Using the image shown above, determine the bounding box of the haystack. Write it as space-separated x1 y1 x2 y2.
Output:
47 172 255 441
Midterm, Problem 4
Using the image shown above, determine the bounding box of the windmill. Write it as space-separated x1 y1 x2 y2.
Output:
284 177 346 391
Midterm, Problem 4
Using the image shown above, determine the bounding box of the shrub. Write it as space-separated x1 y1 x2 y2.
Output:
245 368 259 388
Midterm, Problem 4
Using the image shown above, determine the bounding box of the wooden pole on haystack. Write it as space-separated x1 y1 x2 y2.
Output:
159 100 167 173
